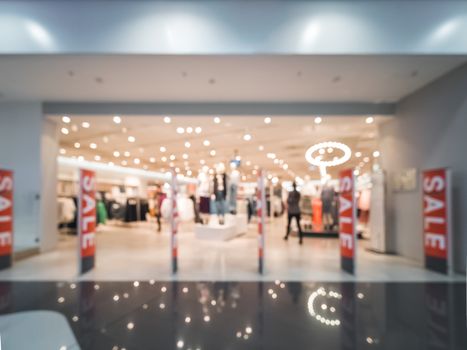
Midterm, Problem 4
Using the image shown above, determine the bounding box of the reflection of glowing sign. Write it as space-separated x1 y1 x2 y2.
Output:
307 287 341 327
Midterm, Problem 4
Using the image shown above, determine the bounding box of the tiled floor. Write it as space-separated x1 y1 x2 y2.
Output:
0 281 465 350
0 218 464 282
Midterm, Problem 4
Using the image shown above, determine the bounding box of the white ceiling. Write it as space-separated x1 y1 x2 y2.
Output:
51 115 384 181
1 55 465 102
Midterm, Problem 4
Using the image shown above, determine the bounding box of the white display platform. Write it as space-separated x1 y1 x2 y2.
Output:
195 214 248 241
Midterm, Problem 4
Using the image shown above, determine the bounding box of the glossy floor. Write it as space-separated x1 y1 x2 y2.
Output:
0 281 465 350
1 219 465 282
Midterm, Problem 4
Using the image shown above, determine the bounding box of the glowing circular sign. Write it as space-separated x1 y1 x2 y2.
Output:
305 141 352 167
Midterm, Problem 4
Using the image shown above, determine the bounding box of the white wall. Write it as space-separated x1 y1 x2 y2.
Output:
379 63 467 273
0 102 58 253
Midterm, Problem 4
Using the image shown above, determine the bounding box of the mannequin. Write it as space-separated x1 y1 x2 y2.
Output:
197 169 211 224
321 180 335 231
228 165 240 214
213 163 227 225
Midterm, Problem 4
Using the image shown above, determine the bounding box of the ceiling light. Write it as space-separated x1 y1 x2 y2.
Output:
187 170 192 176
210 150 216 156
242 175 247 181
243 134 252 141
305 141 352 167
354 169 360 176
186 127 193 134
267 153 276 159
169 162 175 167
124 151 130 157
203 140 210 146
258 145 264 151
264 117 272 124
283 164 289 170
366 116 374 124
81 122 90 128
170 154 176 161
94 155 101 161
128 136 136 143
314 116 322 124
160 146 166 152
176 127 185 134
195 127 202 134
246 160 251 166
184 142 191 148
272 177 279 185
355 151 362 158
161 156 167 162
373 151 380 158
102 136 109 143
214 117 221 124
363 157 370 163
74 142 80 149
59 148 66 155
113 116 121 124
164 116 171 124
62 116 71 124
122 127 127 133
149 157 156 163
209 168 214 175
274 159 279 164
90 143 97 149
134 158 140 165
71 124 78 132
182 154 188 160
327 147 333 153
200 159 205 165
121 160 127 166
61 127 69 135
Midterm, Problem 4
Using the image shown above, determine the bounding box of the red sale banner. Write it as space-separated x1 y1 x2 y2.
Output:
0 169 13 270
422 168 452 274
339 169 356 274
79 169 96 274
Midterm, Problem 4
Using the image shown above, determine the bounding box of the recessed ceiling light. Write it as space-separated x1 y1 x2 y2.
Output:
373 151 380 158
71 124 78 132
134 158 140 165
258 145 264 151
102 136 109 143
203 140 210 146
59 148 66 155
264 117 272 124
60 127 69 135
366 116 374 124
176 127 185 134
214 117 221 124
113 151 120 157
354 169 360 176
187 170 192 176
246 160 251 166
122 127 127 133
94 155 101 161
184 142 191 148
363 157 370 163
164 116 171 124
210 150 216 156
169 162 175 167
274 159 279 164
74 142 80 149
161 156 167 162
124 151 130 157
267 153 276 159
160 146 166 152
121 160 128 166
62 116 71 124
128 136 136 143
170 154 176 161
149 157 156 163
355 151 362 158
81 122 90 128
195 127 202 134
113 116 121 124
243 134 252 141
200 159 205 165
182 154 189 160
327 147 333 153
314 116 322 124
186 127 193 134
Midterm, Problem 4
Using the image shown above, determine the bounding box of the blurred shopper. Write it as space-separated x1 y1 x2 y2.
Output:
284 182 303 245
